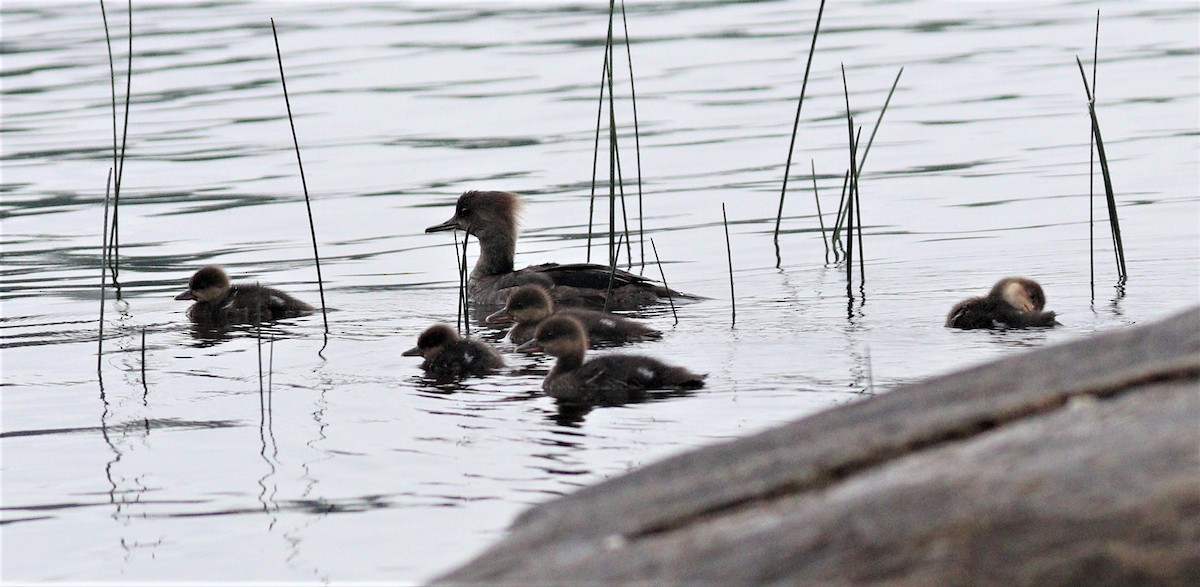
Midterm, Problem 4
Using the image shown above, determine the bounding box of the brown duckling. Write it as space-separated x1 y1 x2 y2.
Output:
175 265 314 324
946 276 1058 329
402 323 505 381
425 190 692 310
485 284 662 346
516 315 705 405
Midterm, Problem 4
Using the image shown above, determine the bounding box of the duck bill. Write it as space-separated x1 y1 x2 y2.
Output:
401 347 424 357
425 216 462 233
515 339 542 353
485 308 513 324
174 291 196 301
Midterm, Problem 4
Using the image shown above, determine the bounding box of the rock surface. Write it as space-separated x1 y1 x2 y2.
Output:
435 307 1200 586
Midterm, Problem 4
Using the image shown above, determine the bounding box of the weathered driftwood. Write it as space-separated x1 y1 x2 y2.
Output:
436 307 1200 586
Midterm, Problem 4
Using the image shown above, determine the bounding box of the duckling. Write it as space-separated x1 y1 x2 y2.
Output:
402 323 505 381
516 315 704 405
425 190 691 310
485 284 662 346
946 276 1058 329
175 265 314 324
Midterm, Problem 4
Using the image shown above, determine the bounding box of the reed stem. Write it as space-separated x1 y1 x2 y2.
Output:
268 335 275 396
100 0 131 300
842 64 855 286
461 234 470 335
256 287 264 396
1075 55 1126 281
811 160 829 264
612 130 632 268
605 0 617 272
774 0 826 268
97 168 113 373
856 67 903 177
723 203 735 327
830 170 849 261
140 327 147 397
603 232 625 313
586 51 609 264
649 238 678 326
1088 10 1099 296
853 126 865 284
453 231 464 333
271 19 330 334
618 0 646 268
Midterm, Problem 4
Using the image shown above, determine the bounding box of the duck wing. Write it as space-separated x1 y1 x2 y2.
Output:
524 262 656 290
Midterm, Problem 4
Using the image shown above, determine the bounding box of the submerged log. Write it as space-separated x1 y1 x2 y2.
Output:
435 307 1200 586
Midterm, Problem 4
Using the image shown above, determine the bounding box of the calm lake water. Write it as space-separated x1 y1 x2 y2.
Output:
2 0 1197 583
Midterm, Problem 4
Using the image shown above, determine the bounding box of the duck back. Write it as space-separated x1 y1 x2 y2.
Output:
946 297 1057 329
187 285 313 324
508 308 661 346
545 354 705 405
476 262 683 310
422 339 505 381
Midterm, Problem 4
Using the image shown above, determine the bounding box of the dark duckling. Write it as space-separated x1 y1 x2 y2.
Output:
946 276 1058 329
425 190 691 310
175 265 314 324
402 323 505 381
516 315 705 405
485 284 662 346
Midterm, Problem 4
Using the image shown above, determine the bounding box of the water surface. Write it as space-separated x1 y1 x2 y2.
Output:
2 0 1197 582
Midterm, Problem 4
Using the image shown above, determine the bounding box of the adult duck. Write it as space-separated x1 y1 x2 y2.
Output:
425 190 690 310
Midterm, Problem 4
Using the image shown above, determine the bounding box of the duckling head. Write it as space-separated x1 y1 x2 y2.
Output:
425 190 520 242
991 277 1046 312
175 265 231 303
516 314 588 358
486 284 555 325
402 323 461 359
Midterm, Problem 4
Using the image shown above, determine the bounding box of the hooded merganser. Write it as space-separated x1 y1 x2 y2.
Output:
175 265 314 324
485 284 662 346
946 276 1058 329
402 323 505 381
425 190 690 310
516 315 705 405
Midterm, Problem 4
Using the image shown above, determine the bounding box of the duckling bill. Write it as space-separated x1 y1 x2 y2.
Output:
486 284 662 346
516 315 704 405
946 277 1058 329
403 323 505 382
426 190 691 310
175 265 313 324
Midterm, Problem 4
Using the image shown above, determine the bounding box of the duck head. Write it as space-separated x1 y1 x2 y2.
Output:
425 190 520 242
515 314 588 358
175 265 231 302
991 277 1046 312
486 284 555 325
403 323 460 359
